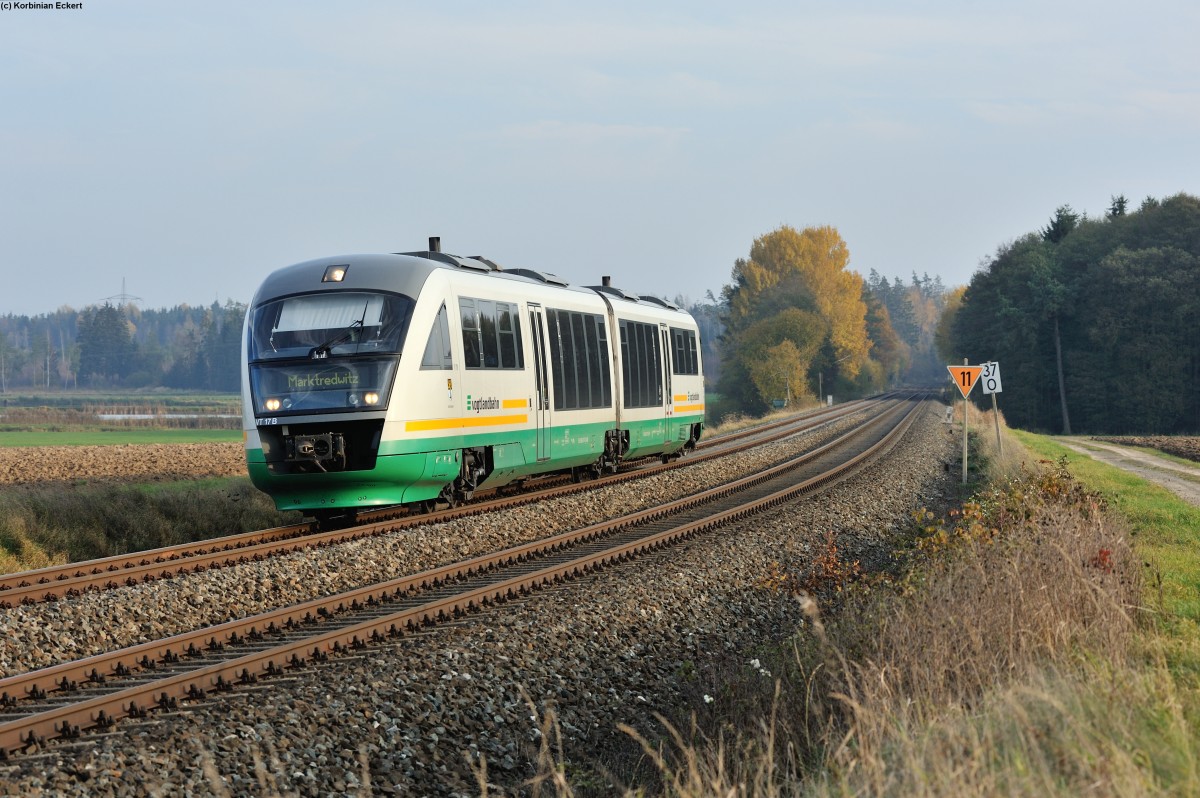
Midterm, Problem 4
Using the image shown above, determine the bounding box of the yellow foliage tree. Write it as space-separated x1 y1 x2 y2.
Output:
726 225 870 379
747 339 807 408
934 285 967 362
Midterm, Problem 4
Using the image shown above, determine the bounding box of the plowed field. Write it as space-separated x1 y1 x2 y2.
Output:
1092 436 1200 464
0 443 246 485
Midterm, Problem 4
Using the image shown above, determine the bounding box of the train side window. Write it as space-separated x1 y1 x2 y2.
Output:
585 315 611 407
620 320 663 408
547 309 569 410
498 305 524 369
670 327 698 375
570 312 590 407
546 308 609 410
459 297 525 370
420 303 454 370
596 317 612 406
478 300 500 367
459 298 482 368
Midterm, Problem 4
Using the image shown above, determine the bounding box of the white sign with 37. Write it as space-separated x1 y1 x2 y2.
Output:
981 361 1002 394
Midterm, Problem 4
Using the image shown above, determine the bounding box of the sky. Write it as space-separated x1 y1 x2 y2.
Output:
3 0 1198 316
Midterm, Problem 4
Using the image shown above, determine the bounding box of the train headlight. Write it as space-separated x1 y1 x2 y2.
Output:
265 398 281 412
364 392 380 405
348 393 360 407
322 265 348 282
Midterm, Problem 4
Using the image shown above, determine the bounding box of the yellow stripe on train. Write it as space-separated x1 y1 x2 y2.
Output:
405 414 530 432
673 403 704 413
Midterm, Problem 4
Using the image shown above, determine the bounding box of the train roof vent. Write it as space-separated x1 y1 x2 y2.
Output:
469 256 504 271
396 251 496 272
507 268 569 286
639 295 681 310
589 285 641 302
453 256 497 272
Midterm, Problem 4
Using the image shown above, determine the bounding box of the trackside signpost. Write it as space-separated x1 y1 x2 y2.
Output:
947 362 982 484
980 361 1003 455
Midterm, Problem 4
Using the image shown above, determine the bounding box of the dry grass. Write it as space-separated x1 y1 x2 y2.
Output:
706 402 825 438
612 454 1170 797
512 416 1195 796
0 480 299 573
803 464 1152 796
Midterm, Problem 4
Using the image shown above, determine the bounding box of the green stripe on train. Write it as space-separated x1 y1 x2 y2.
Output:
247 414 701 512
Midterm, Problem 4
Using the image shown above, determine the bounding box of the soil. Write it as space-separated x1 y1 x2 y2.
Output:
0 443 246 485
1092 436 1200 463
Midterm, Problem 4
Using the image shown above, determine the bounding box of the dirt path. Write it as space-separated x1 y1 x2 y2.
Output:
1058 438 1200 507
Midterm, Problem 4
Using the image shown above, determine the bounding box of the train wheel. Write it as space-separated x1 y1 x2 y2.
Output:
312 510 356 530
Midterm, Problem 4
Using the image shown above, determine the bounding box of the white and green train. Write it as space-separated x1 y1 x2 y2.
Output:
241 240 705 522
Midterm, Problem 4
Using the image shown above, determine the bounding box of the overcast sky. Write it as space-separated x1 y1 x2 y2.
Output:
3 0 1197 315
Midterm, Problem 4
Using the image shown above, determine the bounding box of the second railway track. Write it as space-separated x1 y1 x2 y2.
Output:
0 396 893 607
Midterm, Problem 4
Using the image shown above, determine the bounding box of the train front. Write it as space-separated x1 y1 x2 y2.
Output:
241 255 428 520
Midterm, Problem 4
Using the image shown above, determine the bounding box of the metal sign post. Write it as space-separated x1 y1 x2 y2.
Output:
947 361 982 484
980 361 1003 455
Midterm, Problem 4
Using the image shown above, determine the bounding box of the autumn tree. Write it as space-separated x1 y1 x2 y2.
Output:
718 226 870 413
934 285 967 363
862 288 910 385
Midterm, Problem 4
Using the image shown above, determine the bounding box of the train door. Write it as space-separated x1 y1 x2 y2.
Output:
528 304 552 461
660 325 673 445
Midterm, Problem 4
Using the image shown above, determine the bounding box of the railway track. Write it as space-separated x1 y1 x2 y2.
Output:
0 396 891 607
0 396 927 758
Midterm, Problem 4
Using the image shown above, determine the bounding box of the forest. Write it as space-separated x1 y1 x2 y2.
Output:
944 192 1200 435
0 232 948 422
0 301 245 393
5 193 1196 435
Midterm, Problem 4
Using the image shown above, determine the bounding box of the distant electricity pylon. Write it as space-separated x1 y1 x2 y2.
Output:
100 278 143 308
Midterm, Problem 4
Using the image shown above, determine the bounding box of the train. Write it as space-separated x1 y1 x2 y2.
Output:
241 239 705 522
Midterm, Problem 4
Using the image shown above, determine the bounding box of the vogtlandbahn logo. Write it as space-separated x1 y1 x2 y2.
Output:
467 395 500 413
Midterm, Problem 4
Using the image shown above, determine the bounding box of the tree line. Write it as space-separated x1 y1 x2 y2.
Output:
0 301 246 392
2 225 961 415
942 192 1200 434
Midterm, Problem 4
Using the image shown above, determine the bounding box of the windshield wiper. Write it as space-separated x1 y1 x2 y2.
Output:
309 319 363 360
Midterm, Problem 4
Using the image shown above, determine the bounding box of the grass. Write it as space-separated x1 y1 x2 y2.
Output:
1013 429 1200 739
704 399 832 438
515 408 1200 796
1012 430 1200 625
0 478 300 575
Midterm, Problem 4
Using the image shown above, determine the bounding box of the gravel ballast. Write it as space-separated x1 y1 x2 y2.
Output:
0 403 959 796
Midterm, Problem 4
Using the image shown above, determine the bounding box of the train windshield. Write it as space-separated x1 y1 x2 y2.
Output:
248 292 413 361
246 291 414 417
